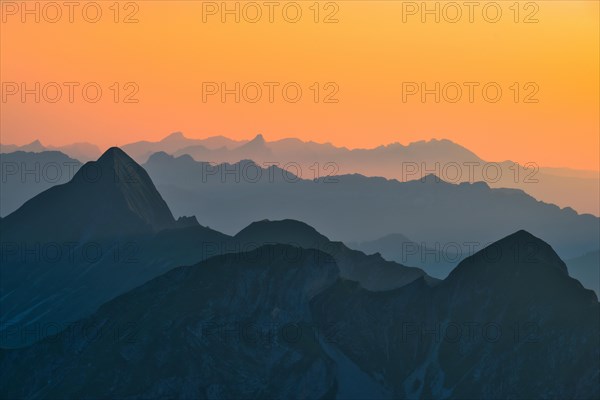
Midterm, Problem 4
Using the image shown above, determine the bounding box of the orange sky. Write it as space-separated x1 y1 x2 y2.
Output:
1 1 599 170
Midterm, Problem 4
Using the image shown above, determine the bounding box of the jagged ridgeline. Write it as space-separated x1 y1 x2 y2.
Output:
0 148 597 399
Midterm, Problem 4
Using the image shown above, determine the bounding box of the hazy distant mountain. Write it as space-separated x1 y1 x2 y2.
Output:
348 233 458 279
0 151 82 217
566 250 600 295
144 154 599 260
170 133 600 216
122 131 247 163
0 140 100 162
9 133 597 214
0 140 46 153
2 231 597 399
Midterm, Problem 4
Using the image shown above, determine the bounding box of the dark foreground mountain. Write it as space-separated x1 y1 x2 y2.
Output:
317 230 600 399
350 232 600 296
0 149 431 347
235 219 437 291
1 232 597 399
0 148 233 347
2 147 177 242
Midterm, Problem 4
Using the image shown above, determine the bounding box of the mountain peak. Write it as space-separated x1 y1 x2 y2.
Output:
5 147 177 241
162 132 187 142
83 147 146 184
251 133 265 143
406 173 447 184
235 219 330 249
447 229 570 285
97 146 133 163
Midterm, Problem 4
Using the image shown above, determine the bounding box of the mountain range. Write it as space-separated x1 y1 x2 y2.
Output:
0 151 82 216
0 140 101 162
142 153 599 259
0 149 432 348
125 132 599 216
1 229 597 398
1 146 598 399
2 147 598 294
4 132 598 215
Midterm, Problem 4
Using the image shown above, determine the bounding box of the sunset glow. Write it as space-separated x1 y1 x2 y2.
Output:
1 1 599 170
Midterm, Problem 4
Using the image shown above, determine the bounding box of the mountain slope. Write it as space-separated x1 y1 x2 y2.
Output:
566 250 600 295
2 147 176 242
234 219 437 291
1 231 597 399
312 230 599 399
0 148 231 348
0 149 434 347
0 245 342 399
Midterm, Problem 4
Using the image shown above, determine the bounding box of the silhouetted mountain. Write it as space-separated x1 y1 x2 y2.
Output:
234 219 436 291
349 232 600 295
1 140 45 153
1 140 100 161
122 132 247 163
0 151 82 217
0 148 233 347
1 232 597 399
2 147 176 243
313 231 599 398
144 155 599 262
5 135 598 217
143 133 600 216
235 219 330 249
0 245 342 399
0 149 434 347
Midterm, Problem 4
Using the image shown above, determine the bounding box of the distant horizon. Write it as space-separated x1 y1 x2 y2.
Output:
3 2 598 171
3 131 599 173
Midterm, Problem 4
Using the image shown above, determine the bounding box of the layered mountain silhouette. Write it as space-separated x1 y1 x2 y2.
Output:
123 132 600 216
0 148 432 348
1 231 597 398
348 233 459 279
0 140 100 162
143 154 599 259
4 133 598 215
0 148 230 347
121 131 248 162
313 230 599 398
0 151 82 217
235 219 438 291
2 147 177 243
566 250 600 295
